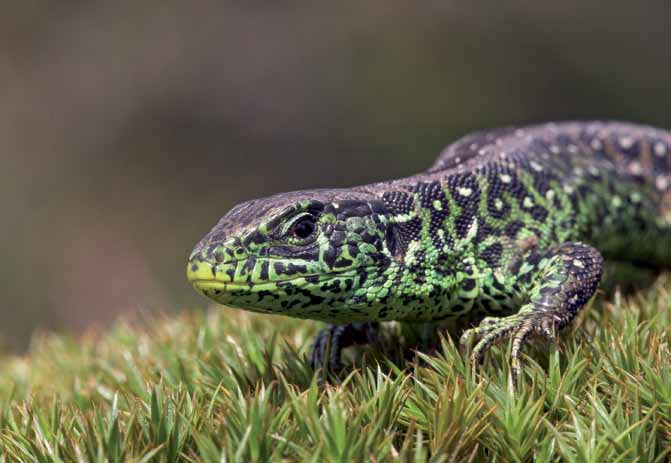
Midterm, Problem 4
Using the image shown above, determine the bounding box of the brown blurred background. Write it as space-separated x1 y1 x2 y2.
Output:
1 1 669 351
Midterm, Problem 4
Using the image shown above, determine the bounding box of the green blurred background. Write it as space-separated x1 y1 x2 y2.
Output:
1 1 669 351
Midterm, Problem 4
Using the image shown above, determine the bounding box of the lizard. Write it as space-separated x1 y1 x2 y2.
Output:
187 121 671 380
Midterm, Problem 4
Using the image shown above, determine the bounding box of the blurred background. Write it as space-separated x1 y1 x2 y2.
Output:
1 1 669 351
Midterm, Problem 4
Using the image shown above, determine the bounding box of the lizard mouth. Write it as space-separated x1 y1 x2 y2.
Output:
189 265 380 307
190 270 366 314
190 267 365 291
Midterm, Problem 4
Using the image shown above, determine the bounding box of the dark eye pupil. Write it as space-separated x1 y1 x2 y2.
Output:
292 218 315 239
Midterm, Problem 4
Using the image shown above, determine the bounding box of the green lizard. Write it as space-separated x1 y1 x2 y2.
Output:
187 121 671 379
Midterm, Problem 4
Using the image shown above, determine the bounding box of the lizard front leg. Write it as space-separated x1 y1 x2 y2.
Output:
461 242 604 381
310 322 379 371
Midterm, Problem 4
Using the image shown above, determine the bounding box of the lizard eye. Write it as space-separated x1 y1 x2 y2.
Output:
291 216 316 239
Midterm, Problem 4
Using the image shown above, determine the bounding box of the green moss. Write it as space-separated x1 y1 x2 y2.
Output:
0 275 669 462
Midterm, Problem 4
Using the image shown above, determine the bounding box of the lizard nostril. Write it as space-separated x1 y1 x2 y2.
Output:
234 247 246 258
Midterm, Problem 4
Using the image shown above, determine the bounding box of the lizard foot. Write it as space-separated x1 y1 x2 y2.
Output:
461 242 603 383
309 322 378 372
460 311 558 383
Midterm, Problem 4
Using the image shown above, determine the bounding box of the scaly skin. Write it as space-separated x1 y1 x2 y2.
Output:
187 121 671 379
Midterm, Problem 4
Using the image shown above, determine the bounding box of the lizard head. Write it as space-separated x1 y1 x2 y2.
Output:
187 189 402 322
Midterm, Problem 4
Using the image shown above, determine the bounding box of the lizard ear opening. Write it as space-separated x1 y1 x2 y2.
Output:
385 223 406 264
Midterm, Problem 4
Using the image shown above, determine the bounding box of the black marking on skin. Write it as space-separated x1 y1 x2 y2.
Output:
309 294 326 305
481 242 503 267
487 195 511 220
241 258 255 277
504 221 525 238
397 217 423 250
448 174 481 238
334 258 353 268
243 230 266 247
529 205 549 222
357 269 369 286
274 262 286 275
492 278 506 293
320 281 341 293
330 231 347 244
382 191 415 215
461 278 476 291
474 221 496 244
360 231 378 245
323 246 338 269
259 261 269 280
286 263 308 275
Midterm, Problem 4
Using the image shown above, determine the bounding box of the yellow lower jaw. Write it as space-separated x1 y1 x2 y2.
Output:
191 280 227 291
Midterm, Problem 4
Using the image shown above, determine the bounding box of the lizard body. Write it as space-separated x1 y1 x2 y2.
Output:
187 121 671 377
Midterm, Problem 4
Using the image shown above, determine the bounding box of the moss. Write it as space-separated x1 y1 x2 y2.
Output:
0 275 669 462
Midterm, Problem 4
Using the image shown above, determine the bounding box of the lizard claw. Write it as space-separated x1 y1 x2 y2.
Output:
460 313 559 384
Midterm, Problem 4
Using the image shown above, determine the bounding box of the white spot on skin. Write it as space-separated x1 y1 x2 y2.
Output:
628 161 643 176
469 143 478 151
494 198 504 210
550 145 561 154
523 197 534 208
619 136 634 149
590 139 603 150
654 142 667 157
563 185 574 194
657 176 669 191
433 200 443 210
573 167 584 177
588 166 600 177
466 219 478 240
573 259 584 268
568 144 578 154
530 161 543 172
499 174 512 184
454 157 461 164
545 190 556 201
457 187 472 197
611 196 622 208
630 192 642 203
